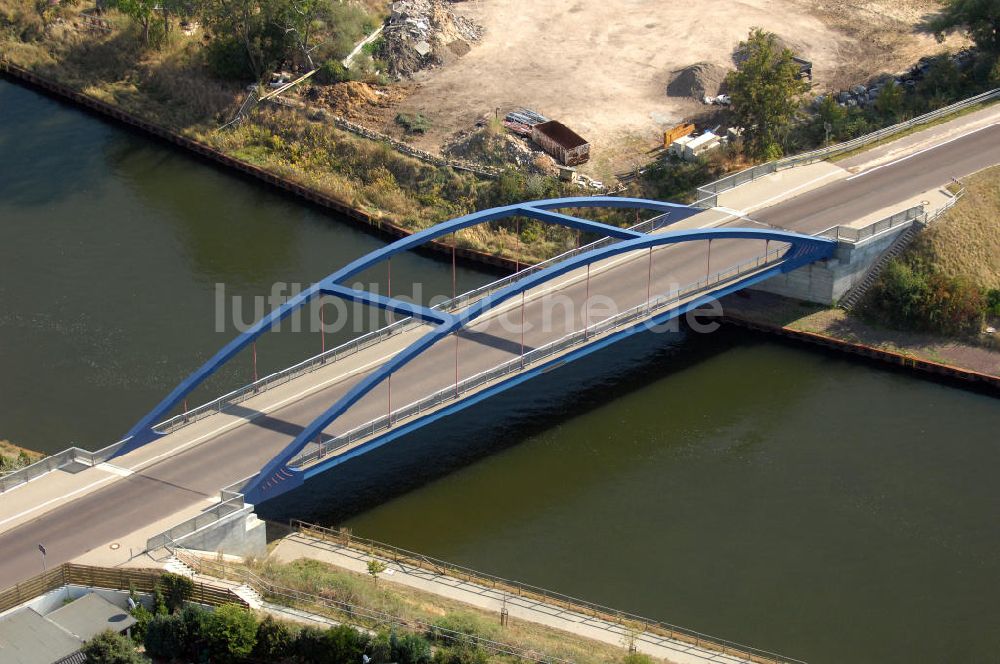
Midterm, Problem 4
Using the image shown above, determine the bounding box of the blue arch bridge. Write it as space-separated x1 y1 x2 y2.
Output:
114 197 834 504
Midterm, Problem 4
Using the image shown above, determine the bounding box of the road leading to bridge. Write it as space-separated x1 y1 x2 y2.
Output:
0 111 997 589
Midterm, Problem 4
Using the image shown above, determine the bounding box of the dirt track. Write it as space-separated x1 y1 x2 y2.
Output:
387 0 967 178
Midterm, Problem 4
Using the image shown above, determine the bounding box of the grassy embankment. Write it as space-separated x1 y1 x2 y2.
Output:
0 439 43 471
201 554 636 664
859 164 1000 339
0 1 623 265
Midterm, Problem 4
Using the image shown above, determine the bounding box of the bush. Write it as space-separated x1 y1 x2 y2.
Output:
864 258 986 335
391 631 432 664
432 643 488 664
157 573 194 614
622 653 655 664
986 289 1000 317
203 604 258 664
295 626 329 664
180 604 212 661
368 630 393 664
316 59 352 84
129 604 154 643
395 113 431 134
144 613 188 659
326 624 369 664
82 630 148 664
253 615 297 661
206 37 256 81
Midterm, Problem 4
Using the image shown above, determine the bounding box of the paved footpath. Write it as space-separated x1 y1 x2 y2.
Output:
271 532 770 664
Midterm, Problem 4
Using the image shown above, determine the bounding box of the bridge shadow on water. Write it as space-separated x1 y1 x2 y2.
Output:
256 322 747 526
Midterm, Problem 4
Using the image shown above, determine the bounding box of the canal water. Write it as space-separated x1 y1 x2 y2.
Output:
3 79 1000 663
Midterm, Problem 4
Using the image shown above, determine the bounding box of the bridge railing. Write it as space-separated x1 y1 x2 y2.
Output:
696 87 1000 200
818 205 925 243
153 213 673 437
0 437 131 494
818 187 964 245
293 245 788 466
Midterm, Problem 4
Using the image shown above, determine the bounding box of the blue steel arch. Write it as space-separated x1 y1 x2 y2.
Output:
119 197 702 455
244 226 834 502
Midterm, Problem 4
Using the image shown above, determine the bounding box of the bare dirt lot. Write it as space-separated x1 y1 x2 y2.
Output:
381 0 967 179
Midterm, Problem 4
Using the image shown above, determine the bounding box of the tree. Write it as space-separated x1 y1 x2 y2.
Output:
874 80 905 122
253 615 297 661
109 0 158 45
144 613 188 659
725 28 810 159
367 558 388 585
157 572 194 613
200 0 298 79
391 631 432 664
203 603 259 663
82 630 149 664
931 0 1000 55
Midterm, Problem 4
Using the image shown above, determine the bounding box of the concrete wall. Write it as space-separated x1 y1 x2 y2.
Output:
177 508 267 559
749 224 914 305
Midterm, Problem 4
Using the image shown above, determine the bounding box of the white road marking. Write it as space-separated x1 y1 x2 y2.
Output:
845 123 998 181
97 463 134 477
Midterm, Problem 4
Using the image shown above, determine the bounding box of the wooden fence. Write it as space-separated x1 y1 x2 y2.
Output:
0 563 247 614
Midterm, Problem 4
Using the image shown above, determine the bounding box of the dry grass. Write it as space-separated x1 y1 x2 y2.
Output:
0 439 43 469
909 165 1000 288
227 557 633 664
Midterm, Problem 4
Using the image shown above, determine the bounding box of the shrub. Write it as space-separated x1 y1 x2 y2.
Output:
157 573 194 614
295 626 329 664
864 258 986 335
180 604 212 661
432 643 488 664
395 113 431 134
206 37 257 81
253 615 297 661
326 624 369 664
144 613 187 659
622 653 655 664
368 630 393 663
129 604 154 643
391 631 433 664
316 59 352 84
203 603 258 664
82 630 148 664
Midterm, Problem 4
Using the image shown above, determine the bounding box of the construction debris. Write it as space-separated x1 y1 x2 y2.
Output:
383 0 484 78
443 122 555 174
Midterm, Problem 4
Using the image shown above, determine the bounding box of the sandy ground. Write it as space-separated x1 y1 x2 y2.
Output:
384 0 967 179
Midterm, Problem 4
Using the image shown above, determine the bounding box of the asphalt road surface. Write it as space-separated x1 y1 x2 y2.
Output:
1 119 997 589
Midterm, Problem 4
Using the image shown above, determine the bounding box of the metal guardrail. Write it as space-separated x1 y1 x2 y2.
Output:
818 187 965 245
293 246 788 466
0 437 130 493
696 87 1000 200
287 520 806 664
818 205 925 242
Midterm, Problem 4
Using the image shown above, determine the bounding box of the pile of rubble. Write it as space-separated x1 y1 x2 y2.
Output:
667 62 730 103
382 0 484 78
819 49 977 109
443 122 555 175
